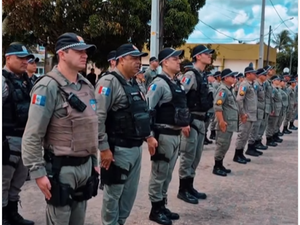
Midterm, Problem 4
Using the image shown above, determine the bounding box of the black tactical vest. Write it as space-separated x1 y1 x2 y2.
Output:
155 75 190 127
106 72 151 139
186 68 213 112
2 70 32 137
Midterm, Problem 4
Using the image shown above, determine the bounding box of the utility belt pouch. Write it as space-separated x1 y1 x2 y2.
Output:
174 108 191 127
100 163 128 185
46 177 73 207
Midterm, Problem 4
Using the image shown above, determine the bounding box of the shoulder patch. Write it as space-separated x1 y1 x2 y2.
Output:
32 94 46 106
181 77 191 85
216 99 223 105
90 99 97 111
98 86 111 96
218 91 226 98
148 83 157 91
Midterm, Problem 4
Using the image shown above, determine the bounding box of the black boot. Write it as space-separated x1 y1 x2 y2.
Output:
8 201 34 225
266 137 277 147
209 130 216 140
283 126 292 134
149 201 172 225
233 149 247 164
187 177 207 199
204 134 213 145
212 160 227 176
289 122 298 130
245 144 260 157
273 133 283 143
220 159 231 173
162 198 179 220
3 206 12 225
177 178 198 204
278 131 284 136
255 140 268 150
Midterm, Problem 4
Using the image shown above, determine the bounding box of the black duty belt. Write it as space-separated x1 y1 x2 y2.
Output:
44 151 90 167
108 137 144 148
155 128 181 136
191 114 206 121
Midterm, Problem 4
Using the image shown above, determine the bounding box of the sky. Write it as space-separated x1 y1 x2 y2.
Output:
186 0 298 46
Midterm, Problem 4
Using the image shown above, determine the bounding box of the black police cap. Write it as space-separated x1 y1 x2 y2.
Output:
235 72 244 78
221 68 238 79
28 57 40 64
149 56 158 62
115 44 148 60
213 71 221 78
183 62 193 69
289 78 297 83
55 32 96 54
256 68 267 76
270 75 280 81
244 66 257 74
5 43 34 59
192 45 215 58
263 65 274 72
158 48 184 64
107 50 116 62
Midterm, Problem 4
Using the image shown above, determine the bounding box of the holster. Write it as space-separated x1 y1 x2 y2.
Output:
46 177 73 207
150 130 171 163
100 163 129 186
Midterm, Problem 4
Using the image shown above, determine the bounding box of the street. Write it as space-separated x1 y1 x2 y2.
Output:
20 124 298 225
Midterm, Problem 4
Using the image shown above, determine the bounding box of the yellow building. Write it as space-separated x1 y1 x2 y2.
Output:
142 43 277 72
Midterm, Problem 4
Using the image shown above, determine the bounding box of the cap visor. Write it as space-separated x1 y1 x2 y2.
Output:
17 54 35 59
72 44 97 54
224 71 238 78
171 50 184 58
204 49 215 54
130 52 148 57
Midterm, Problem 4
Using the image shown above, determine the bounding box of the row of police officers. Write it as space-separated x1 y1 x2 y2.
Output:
2 32 297 225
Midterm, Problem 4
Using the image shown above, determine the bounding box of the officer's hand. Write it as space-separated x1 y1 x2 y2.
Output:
36 176 51 200
147 136 158 156
94 166 100 174
241 114 247 123
270 111 275 116
219 120 227 133
182 126 190 137
100 149 114 170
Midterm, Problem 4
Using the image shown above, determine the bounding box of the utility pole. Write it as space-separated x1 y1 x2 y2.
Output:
150 0 159 58
289 47 294 74
158 0 165 51
266 25 272 65
258 0 266 68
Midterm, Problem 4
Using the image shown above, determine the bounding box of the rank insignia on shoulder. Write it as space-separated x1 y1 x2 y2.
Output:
239 91 245 96
216 99 223 105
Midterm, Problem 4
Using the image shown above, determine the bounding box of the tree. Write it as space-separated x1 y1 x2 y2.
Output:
272 30 292 52
2 0 206 68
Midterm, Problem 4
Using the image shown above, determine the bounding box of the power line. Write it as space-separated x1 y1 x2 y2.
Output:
269 0 296 34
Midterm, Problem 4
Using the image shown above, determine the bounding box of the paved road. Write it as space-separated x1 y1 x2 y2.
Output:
20 123 298 225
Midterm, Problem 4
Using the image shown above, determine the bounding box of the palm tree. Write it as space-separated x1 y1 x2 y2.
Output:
272 30 292 52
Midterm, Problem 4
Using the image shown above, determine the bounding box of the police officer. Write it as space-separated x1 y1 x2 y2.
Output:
258 65 277 147
22 33 100 225
234 72 244 96
213 69 239 176
204 72 215 145
135 69 147 94
248 68 268 151
178 45 214 204
276 76 289 136
290 75 298 130
266 75 283 145
147 48 190 225
284 78 297 133
234 66 260 163
210 71 222 140
99 50 117 78
145 56 159 88
96 44 151 225
27 57 40 85
2 43 35 225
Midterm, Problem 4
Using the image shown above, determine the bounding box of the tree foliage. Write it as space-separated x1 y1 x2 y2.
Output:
3 0 206 68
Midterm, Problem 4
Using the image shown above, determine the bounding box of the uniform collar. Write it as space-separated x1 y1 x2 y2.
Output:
161 70 176 80
52 66 86 86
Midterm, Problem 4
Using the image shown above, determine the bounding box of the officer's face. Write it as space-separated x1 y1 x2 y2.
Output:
280 81 286 88
224 75 235 85
273 79 280 86
6 55 29 75
151 60 159 69
248 72 256 81
284 76 291 82
120 55 141 76
61 49 88 70
207 76 215 83
27 61 37 74
260 75 267 82
291 82 296 88
164 56 181 74
110 59 116 68
196 52 212 65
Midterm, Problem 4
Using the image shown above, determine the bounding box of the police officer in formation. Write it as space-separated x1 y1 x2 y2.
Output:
276 77 289 136
213 69 239 176
235 66 259 163
248 68 268 151
95 43 151 225
99 50 117 78
2 43 35 225
135 69 147 94
144 56 159 88
209 71 222 140
178 45 214 204
147 48 190 225
234 72 244 96
290 76 298 130
22 33 100 225
284 78 297 133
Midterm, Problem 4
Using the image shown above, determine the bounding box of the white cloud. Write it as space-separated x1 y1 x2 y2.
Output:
232 11 249 25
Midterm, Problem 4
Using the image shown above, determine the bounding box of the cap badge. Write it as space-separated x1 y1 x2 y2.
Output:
77 36 84 43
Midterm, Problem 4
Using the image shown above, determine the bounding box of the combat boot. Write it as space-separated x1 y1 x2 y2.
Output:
3 206 12 225
162 198 179 220
209 130 216 140
212 160 227 176
149 201 172 225
283 126 292 134
177 178 198 204
233 149 247 164
204 134 213 145
245 144 260 157
278 131 284 136
188 177 207 199
273 133 283 143
220 159 231 173
266 137 277 147
8 201 34 225
289 122 298 130
255 140 268 150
